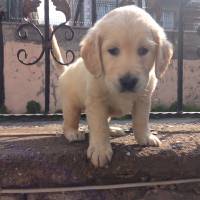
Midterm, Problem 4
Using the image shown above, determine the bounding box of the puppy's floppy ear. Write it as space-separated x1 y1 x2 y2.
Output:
155 36 173 79
80 30 103 78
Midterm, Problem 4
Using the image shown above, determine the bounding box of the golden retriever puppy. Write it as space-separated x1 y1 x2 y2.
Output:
57 5 173 167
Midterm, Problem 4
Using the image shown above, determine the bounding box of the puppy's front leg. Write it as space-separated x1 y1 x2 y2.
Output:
132 97 161 146
86 101 112 168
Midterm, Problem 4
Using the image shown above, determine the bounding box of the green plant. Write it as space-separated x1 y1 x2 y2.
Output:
168 102 177 112
151 104 168 112
0 105 8 114
153 101 200 112
183 104 200 112
55 109 62 113
26 100 41 114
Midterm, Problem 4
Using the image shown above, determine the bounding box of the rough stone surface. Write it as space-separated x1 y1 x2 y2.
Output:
0 195 23 200
0 118 200 199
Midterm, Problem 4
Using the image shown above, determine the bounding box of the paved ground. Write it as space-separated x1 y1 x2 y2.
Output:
0 118 200 200
1 117 200 136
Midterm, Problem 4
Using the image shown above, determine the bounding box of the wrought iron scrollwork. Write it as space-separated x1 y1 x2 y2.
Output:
17 20 45 65
16 0 75 113
50 22 75 65
17 0 75 66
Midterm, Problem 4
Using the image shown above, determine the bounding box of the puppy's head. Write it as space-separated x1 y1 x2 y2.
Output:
80 6 173 93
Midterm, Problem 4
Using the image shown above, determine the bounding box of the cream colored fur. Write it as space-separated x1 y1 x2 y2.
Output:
54 6 173 167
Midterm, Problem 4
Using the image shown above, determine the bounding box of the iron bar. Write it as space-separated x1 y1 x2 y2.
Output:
137 0 143 8
116 0 119 7
44 0 50 113
73 0 83 26
0 13 5 107
177 0 184 114
92 0 97 25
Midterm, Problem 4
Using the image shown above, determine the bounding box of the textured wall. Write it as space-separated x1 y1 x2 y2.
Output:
2 22 200 113
153 59 200 108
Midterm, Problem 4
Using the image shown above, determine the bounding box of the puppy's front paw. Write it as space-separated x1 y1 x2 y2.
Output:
136 134 161 146
87 143 113 168
63 129 85 142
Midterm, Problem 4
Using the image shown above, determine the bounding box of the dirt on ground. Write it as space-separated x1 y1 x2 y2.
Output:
0 118 200 200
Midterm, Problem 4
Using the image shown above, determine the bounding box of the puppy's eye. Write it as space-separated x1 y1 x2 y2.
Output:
108 47 120 56
138 47 149 56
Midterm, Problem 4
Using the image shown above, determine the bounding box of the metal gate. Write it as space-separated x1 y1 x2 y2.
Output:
16 0 75 113
0 0 200 119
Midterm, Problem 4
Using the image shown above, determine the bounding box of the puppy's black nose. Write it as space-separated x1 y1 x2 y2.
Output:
119 74 138 92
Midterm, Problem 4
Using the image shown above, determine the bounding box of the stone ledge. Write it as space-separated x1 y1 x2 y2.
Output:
0 128 200 189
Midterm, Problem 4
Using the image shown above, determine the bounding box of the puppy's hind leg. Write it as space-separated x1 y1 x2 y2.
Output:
62 102 85 142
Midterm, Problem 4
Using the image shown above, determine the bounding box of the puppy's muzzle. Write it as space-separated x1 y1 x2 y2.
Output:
119 73 138 92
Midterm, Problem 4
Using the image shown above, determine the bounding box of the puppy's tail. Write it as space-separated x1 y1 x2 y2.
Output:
50 26 65 71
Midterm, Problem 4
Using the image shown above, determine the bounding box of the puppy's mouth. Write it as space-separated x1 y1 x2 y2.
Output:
120 87 137 93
